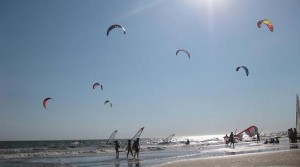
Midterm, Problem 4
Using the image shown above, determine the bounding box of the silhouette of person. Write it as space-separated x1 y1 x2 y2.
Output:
294 128 298 141
133 138 140 158
257 132 260 143
229 132 235 148
185 139 190 145
114 140 120 159
126 140 134 158
275 137 280 144
224 134 229 144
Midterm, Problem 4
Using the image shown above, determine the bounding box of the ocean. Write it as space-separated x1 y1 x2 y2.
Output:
0 132 298 167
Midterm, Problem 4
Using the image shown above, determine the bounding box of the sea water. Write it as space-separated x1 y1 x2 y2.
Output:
0 132 298 167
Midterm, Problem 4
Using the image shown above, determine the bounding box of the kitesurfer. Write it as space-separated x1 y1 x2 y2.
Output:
224 134 229 144
288 128 294 142
114 140 120 159
275 137 280 144
229 132 235 148
185 139 190 145
126 140 134 158
270 138 275 144
294 128 297 141
256 132 260 143
133 138 140 158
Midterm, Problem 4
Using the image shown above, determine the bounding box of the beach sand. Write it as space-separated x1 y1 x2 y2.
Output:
158 150 300 167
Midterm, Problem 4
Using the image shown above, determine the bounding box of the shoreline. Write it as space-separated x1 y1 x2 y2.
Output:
157 149 300 167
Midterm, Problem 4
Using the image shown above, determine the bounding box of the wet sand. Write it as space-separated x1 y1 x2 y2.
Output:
158 150 300 167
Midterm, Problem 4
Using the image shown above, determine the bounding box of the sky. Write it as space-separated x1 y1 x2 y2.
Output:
0 0 300 141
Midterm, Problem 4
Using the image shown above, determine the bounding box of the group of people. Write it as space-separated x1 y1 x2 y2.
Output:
288 128 298 143
225 131 261 148
264 137 279 144
114 138 140 159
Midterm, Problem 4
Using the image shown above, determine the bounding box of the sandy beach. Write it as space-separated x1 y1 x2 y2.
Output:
158 150 300 167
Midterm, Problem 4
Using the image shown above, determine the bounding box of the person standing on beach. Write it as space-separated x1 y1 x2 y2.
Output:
224 134 229 144
229 132 235 148
257 132 260 143
294 128 297 141
126 140 134 158
114 140 120 159
133 138 140 158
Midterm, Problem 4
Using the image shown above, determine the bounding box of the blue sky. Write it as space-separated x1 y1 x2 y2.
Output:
0 0 300 140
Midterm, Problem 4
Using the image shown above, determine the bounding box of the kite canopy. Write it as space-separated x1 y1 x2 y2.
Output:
257 19 273 32
107 130 118 145
236 66 249 76
176 49 190 59
107 24 126 36
132 127 145 141
93 83 103 90
162 134 175 144
236 126 258 141
104 100 112 107
43 97 53 109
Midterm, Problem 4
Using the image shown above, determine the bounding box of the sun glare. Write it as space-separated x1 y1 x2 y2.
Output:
187 0 228 10
186 0 230 22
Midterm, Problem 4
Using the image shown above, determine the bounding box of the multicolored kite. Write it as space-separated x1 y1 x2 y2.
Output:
257 19 273 32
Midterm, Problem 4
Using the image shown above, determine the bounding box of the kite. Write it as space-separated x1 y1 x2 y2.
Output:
43 97 53 109
104 100 112 107
257 19 273 32
176 49 190 59
236 66 249 76
107 24 126 36
93 83 103 90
